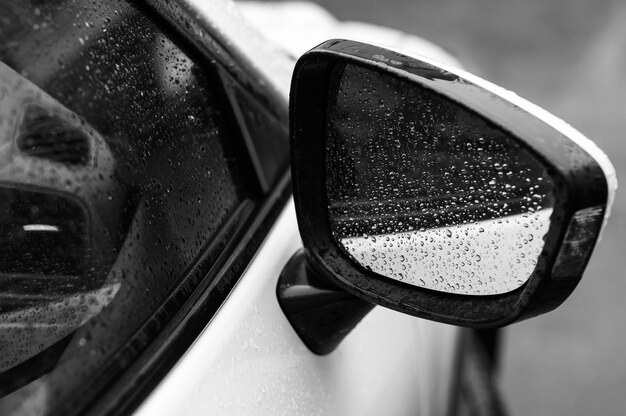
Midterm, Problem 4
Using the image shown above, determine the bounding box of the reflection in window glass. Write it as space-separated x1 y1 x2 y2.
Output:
0 1 255 413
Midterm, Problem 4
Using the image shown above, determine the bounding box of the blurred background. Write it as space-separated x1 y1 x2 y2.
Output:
251 0 626 414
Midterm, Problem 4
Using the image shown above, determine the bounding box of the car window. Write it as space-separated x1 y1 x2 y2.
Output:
0 1 288 414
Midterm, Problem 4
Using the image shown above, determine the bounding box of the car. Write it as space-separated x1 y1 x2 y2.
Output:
0 0 616 415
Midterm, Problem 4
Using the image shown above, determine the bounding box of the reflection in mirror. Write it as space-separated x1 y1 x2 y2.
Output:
326 64 555 296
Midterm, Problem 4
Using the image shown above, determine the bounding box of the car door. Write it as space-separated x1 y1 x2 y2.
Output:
0 0 460 415
136 197 460 416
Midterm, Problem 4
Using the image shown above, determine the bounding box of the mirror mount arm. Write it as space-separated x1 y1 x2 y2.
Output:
277 249 375 355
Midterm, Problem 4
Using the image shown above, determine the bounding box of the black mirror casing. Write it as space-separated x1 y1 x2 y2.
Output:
289 40 612 328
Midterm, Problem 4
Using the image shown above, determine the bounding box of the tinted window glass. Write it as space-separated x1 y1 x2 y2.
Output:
0 1 258 413
1 188 86 278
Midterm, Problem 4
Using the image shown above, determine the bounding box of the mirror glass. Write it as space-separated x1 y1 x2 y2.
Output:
326 64 555 296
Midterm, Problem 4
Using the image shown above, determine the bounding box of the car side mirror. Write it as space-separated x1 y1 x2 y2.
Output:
280 39 615 354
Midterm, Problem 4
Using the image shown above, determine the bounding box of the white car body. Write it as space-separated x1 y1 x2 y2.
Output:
136 2 461 415
137 200 458 416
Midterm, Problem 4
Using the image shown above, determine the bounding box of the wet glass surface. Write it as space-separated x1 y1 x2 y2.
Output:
326 63 554 295
0 0 267 413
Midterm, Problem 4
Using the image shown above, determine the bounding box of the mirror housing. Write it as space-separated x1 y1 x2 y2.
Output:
288 40 614 331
